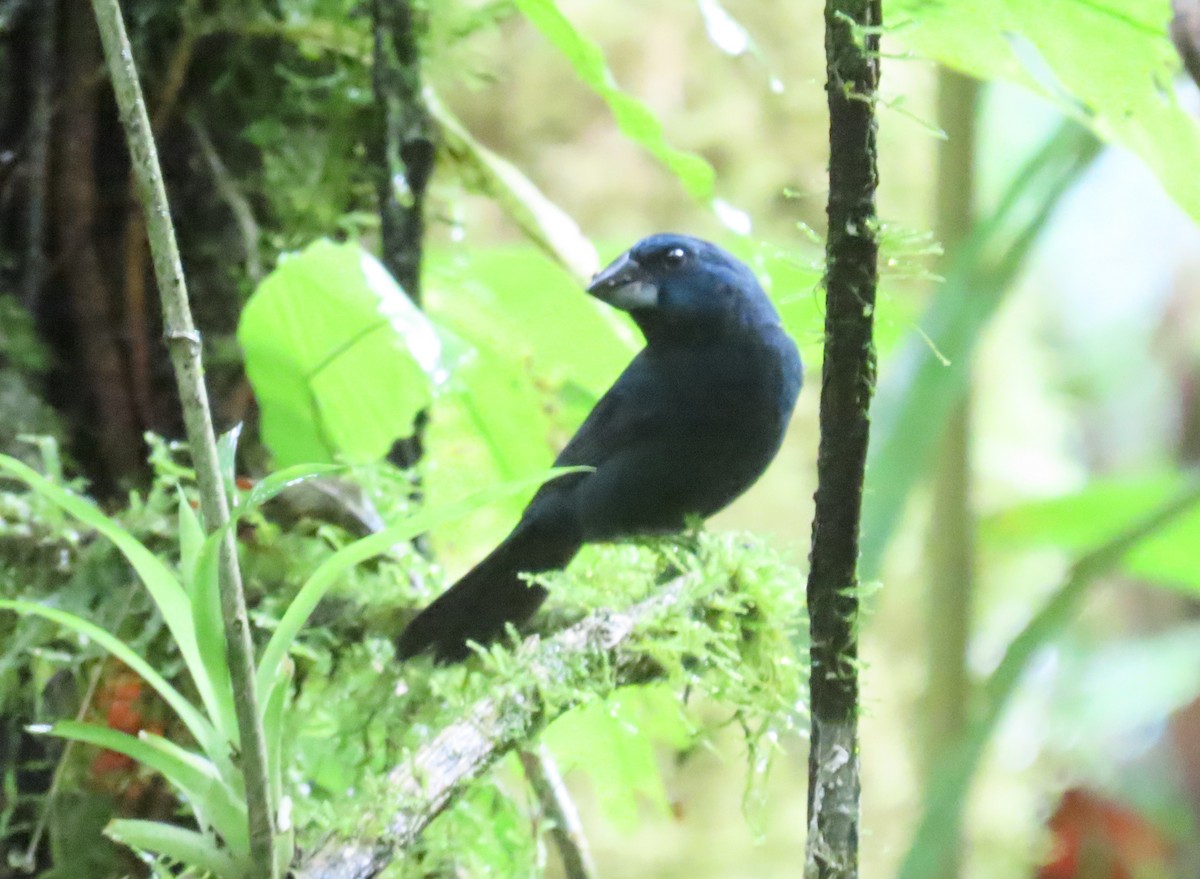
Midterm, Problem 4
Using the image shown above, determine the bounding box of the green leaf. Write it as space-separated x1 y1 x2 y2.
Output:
238 239 444 467
544 685 691 829
262 660 292 810
216 424 242 512
42 721 248 857
192 462 344 747
423 246 634 485
105 820 246 879
255 466 590 706
887 0 1200 222
190 532 237 748
177 490 204 594
513 0 715 200
0 601 220 760
860 123 1098 579
983 472 1200 593
240 463 344 512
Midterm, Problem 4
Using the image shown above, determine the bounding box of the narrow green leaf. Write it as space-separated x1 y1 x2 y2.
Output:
262 660 292 809
177 490 205 594
983 472 1200 593
430 93 599 281
0 600 219 759
105 820 246 879
0 455 225 727
216 424 242 513
190 531 237 749
240 463 344 512
860 123 1098 579
0 456 198 654
513 0 715 200
42 721 248 856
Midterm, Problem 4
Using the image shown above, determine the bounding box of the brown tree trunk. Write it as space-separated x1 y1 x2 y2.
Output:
53 0 141 482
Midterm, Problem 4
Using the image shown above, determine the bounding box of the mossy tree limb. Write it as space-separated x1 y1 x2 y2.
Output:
294 580 689 879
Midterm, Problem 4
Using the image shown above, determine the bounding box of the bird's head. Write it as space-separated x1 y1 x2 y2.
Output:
587 234 778 342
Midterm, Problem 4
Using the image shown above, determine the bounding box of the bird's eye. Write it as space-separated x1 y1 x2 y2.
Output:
663 247 687 266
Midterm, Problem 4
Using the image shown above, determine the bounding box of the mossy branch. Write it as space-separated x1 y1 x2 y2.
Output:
294 579 689 879
87 2 278 876
807 1 882 878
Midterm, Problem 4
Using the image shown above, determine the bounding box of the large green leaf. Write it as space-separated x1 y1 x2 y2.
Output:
239 239 444 466
983 472 1200 592
513 0 715 200
422 246 634 519
888 0 1200 222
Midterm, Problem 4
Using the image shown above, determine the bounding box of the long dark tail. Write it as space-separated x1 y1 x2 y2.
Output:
396 523 581 663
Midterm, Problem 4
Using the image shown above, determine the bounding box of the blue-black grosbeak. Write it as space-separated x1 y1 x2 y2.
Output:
398 234 803 661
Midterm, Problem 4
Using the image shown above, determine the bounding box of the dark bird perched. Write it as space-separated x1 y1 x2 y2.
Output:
397 234 803 662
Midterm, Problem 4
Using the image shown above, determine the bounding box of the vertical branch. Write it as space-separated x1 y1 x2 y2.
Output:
371 0 436 472
20 0 56 311
922 68 979 879
87 2 280 877
806 0 881 878
519 747 598 879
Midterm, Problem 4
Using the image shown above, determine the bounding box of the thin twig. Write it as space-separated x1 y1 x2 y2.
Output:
806 1 882 878
295 580 685 879
87 2 279 876
188 116 263 283
519 745 598 879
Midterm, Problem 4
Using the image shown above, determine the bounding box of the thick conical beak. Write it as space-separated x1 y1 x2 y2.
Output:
586 251 659 310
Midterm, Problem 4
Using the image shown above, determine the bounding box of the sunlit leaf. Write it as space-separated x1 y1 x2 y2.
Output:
239 239 445 467
887 0 1200 222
